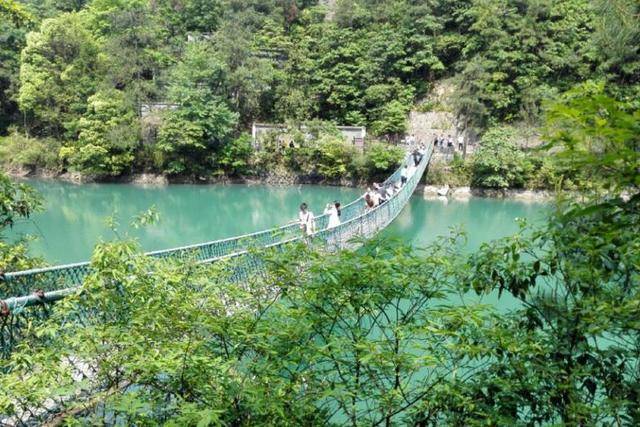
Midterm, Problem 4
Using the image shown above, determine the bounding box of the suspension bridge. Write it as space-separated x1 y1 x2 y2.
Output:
0 146 432 358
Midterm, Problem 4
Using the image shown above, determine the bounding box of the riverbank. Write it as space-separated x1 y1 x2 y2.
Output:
418 185 553 202
4 165 371 188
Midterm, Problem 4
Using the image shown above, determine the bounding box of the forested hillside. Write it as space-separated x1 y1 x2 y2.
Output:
0 0 638 180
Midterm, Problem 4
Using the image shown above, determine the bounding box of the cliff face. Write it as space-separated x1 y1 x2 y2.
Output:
408 81 479 162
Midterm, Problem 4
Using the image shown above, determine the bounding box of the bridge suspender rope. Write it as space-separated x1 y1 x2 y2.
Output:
0 146 432 358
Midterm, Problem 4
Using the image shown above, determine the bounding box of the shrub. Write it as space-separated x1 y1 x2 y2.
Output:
314 136 356 180
471 126 533 188
67 90 139 176
361 142 404 181
0 132 64 171
370 100 410 138
251 130 289 174
425 155 472 187
218 134 253 176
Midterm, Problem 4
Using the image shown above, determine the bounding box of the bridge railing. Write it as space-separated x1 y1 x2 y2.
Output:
0 159 404 300
0 146 431 359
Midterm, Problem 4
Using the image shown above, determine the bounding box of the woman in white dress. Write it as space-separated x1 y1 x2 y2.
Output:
324 201 341 229
299 203 316 236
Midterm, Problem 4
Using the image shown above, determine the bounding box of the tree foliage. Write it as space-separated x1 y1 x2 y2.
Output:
471 126 531 188
0 173 42 273
157 43 238 176
18 12 102 138
61 89 138 176
0 0 636 180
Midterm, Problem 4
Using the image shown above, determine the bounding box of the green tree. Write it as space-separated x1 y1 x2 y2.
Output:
591 0 640 87
18 12 102 138
213 21 280 126
90 0 167 107
454 0 595 125
0 172 42 274
217 133 253 176
157 42 238 175
261 237 489 426
361 141 404 181
156 0 223 35
471 126 531 188
0 0 33 133
313 135 355 179
61 89 139 176
440 85 640 424
545 81 640 192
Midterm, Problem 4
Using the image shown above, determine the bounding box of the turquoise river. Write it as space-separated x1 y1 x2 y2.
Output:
7 180 548 267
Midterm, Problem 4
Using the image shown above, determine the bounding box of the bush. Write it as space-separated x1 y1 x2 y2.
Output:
425 155 472 187
471 126 533 188
217 134 253 176
370 100 411 138
251 130 290 175
361 142 404 181
248 124 404 182
67 90 139 176
0 132 64 171
314 136 356 180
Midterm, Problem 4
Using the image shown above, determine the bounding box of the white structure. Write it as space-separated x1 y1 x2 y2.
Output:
140 102 178 118
251 123 366 147
187 33 212 43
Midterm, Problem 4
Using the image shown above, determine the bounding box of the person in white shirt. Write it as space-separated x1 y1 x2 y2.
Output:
324 201 341 229
298 203 316 236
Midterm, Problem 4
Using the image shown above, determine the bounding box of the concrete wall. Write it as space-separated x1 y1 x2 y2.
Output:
252 123 366 147
140 103 178 118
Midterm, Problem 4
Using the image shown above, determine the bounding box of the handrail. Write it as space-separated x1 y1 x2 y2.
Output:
0 151 409 299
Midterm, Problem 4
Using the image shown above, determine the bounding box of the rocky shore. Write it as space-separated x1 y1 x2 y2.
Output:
5 166 366 188
418 185 553 202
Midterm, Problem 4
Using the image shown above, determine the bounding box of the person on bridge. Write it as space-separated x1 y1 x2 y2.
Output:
412 148 423 166
364 188 378 209
385 184 396 199
324 201 341 229
299 203 316 236
373 183 388 204
407 162 417 179
400 165 409 185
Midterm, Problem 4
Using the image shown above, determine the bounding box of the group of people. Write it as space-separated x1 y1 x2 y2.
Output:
364 181 401 209
433 134 464 152
298 200 342 237
297 147 426 236
365 146 426 209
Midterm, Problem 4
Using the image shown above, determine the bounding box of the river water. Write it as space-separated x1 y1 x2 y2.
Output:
7 180 547 266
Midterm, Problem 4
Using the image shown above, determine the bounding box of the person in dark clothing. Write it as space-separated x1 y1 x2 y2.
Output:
412 149 423 166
